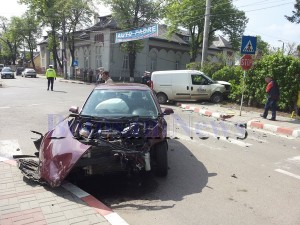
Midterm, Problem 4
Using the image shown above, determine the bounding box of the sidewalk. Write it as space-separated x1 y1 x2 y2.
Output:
177 102 300 138
0 158 128 225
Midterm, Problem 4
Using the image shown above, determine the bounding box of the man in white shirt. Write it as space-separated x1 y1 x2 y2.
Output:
102 71 113 83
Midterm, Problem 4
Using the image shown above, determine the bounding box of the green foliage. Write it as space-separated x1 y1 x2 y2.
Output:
212 66 244 101
186 53 233 77
164 0 248 61
247 53 300 111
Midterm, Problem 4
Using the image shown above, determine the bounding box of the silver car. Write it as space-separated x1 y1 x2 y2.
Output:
22 68 37 78
1 67 15 79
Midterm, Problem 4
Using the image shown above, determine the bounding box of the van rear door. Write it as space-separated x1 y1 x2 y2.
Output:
190 73 212 100
171 72 191 100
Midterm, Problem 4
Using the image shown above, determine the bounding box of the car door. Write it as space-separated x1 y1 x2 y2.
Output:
190 74 212 100
171 73 191 100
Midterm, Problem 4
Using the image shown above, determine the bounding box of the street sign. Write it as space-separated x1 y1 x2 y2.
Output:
240 54 253 70
115 24 158 43
241 36 257 55
72 60 78 67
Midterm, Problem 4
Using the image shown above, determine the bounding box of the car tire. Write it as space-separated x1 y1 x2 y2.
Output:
152 141 168 177
156 93 168 104
210 92 223 103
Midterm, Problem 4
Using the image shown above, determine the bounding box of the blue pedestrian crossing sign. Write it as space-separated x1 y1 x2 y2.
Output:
241 36 257 55
72 60 78 67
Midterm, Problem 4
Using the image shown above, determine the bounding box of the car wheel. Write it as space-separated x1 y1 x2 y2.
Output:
210 92 223 103
156 93 168 104
152 141 168 177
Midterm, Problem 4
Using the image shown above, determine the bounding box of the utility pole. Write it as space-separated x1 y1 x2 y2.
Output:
201 0 211 69
62 16 68 79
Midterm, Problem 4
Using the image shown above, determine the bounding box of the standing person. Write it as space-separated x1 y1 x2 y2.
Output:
261 76 280 121
46 65 57 91
96 68 105 84
102 71 113 84
141 71 151 87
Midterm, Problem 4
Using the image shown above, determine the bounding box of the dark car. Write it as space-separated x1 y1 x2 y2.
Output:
17 83 174 187
16 67 25 76
1 67 15 79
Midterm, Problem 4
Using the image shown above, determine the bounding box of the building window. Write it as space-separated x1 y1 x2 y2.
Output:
94 34 104 43
150 51 157 71
175 53 181 70
110 33 115 43
84 49 90 69
122 55 129 69
95 46 102 68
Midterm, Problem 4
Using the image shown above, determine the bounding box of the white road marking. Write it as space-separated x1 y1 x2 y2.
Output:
169 124 252 148
29 103 41 106
275 169 300 180
0 106 10 109
0 139 23 159
287 156 300 163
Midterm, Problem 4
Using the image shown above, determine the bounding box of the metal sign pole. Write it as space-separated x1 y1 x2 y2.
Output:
239 70 246 116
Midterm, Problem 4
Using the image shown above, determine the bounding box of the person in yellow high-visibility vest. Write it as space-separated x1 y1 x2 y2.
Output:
46 65 57 91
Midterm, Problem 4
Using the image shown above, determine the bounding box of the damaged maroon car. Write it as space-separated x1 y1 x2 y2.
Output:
17 83 174 187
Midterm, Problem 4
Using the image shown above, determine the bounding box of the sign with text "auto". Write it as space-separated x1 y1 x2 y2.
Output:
115 24 158 43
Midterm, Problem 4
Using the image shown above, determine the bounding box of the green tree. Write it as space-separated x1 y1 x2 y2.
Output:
164 0 247 62
0 16 23 65
255 36 271 57
103 0 163 79
62 0 93 78
13 11 41 69
285 0 300 23
20 0 62 70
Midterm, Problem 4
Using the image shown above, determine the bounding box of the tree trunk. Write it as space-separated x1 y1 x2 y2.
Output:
129 51 136 81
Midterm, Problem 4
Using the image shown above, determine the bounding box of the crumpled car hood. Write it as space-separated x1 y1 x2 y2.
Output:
39 120 91 187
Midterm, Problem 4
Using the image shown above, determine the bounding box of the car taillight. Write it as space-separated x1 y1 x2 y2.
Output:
150 81 153 89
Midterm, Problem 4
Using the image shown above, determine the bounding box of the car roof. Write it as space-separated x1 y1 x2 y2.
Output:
94 83 151 91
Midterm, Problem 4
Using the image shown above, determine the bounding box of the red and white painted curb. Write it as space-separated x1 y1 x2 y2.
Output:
247 120 300 138
62 182 129 225
177 103 234 120
176 103 300 138
0 157 129 225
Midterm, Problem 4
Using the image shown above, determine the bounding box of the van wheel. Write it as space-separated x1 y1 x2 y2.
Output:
211 92 223 103
157 93 168 104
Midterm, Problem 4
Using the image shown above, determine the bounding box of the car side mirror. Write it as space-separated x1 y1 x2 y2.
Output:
69 106 79 114
163 108 174 115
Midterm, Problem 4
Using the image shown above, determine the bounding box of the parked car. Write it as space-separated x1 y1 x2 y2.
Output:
16 67 25 76
17 83 174 187
151 70 231 104
1 67 15 79
22 68 37 78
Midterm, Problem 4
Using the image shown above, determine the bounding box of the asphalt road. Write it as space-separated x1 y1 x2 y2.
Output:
0 76 300 225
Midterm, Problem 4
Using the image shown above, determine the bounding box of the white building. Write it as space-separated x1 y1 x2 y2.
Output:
39 15 234 81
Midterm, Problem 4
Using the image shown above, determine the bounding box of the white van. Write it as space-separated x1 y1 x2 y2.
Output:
151 70 231 104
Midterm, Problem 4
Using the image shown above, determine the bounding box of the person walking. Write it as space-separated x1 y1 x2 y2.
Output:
46 65 57 91
261 76 280 121
101 71 113 84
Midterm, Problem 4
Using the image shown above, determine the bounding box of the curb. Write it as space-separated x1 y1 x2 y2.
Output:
177 103 234 120
59 79 86 85
0 157 129 225
247 120 300 138
177 103 300 138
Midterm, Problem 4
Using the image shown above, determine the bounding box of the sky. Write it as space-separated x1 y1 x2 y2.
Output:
2 0 299 50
